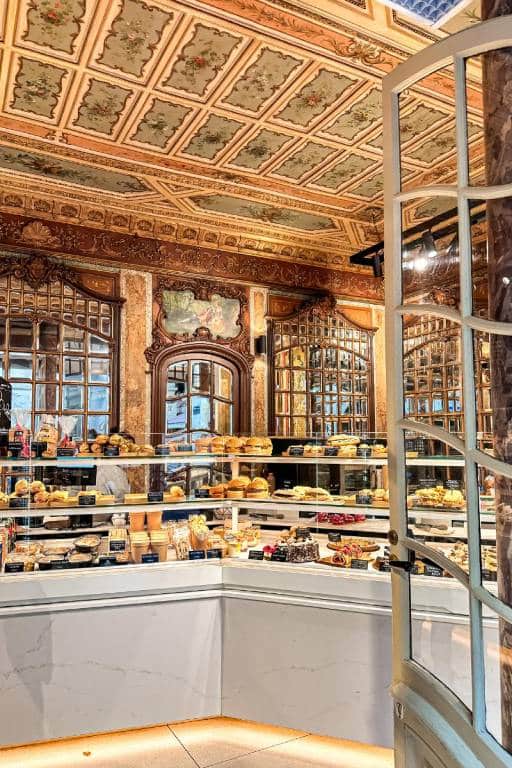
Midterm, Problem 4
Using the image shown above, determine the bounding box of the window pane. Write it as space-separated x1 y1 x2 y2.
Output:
89 334 109 354
88 414 109 438
63 326 84 351
166 399 187 433
214 365 232 399
192 362 211 393
88 386 109 412
63 356 85 382
11 382 32 412
214 399 232 434
411 577 471 711
167 362 188 398
9 352 32 379
38 321 59 351
89 358 110 383
9 319 33 349
69 415 84 440
63 385 84 410
36 355 59 381
191 395 210 431
35 383 59 411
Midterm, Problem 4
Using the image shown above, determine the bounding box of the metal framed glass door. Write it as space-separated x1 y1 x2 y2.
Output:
384 18 512 768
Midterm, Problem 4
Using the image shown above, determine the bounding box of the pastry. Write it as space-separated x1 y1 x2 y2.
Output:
244 437 266 455
209 484 227 499
30 480 45 495
246 477 269 499
226 436 245 453
74 534 101 552
304 444 324 457
304 487 331 501
34 490 50 505
226 476 251 499
78 441 90 455
167 485 185 501
211 436 227 454
327 435 360 446
195 437 212 453
14 479 29 496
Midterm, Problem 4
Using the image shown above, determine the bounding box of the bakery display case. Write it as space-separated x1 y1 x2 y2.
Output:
0 428 498 583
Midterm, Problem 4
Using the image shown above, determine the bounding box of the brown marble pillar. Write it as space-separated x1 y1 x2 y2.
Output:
482 0 512 749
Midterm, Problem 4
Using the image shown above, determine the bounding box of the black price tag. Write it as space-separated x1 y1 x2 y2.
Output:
177 444 193 452
8 442 22 456
350 558 369 570
188 550 206 560
79 495 97 506
378 560 392 573
141 553 159 564
195 489 210 499
357 447 371 458
482 568 497 582
324 447 339 457
299 509 316 519
9 496 28 509
206 549 222 559
248 550 264 560
424 564 443 577
109 540 126 552
271 550 287 562
419 479 438 489
283 480 293 489
57 447 76 457
356 494 372 506
4 561 25 573
49 560 70 570
288 446 304 456
328 532 342 542
453 520 465 528
99 555 118 567
155 446 170 456
445 480 460 490
104 445 120 457
147 491 163 503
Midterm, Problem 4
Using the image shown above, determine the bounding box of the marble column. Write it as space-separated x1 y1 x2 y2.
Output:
482 0 512 748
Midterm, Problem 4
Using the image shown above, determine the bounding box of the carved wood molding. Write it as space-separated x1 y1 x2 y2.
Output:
269 291 375 334
146 276 253 368
0 252 124 304
0 212 384 301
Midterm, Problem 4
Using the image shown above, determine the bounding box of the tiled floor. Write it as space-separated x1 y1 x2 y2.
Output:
0 717 394 768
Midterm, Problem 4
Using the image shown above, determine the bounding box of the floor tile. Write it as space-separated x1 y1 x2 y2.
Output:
211 733 393 768
0 725 197 768
171 717 306 767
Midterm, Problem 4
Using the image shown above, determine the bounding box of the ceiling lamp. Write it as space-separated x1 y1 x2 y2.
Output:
375 0 472 28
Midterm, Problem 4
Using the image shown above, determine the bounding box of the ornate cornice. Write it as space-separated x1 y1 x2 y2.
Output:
0 213 384 302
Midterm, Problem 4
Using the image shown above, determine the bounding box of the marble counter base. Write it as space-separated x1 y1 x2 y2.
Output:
0 596 222 747
221 596 394 747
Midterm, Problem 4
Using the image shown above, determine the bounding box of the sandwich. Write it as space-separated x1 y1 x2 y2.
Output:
245 477 269 498
226 476 251 499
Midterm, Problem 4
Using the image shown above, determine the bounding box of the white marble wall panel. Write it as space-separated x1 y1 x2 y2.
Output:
221 596 394 747
0 596 222 747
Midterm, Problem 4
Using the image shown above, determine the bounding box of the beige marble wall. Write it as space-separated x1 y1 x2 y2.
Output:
250 286 268 436
371 307 387 435
119 270 152 442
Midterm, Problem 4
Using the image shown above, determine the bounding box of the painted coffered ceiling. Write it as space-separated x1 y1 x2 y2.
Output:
0 0 483 271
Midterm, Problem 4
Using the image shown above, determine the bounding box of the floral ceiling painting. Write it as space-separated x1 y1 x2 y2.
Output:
0 0 486 270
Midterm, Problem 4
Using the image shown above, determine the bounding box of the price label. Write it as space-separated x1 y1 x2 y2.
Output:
324 447 339 457
104 445 120 457
270 550 287 562
299 509 316 519
424 564 443 577
9 496 28 509
350 558 369 570
78 495 96 506
147 491 163 503
206 549 222 559
378 560 392 573
109 540 126 552
453 520 465 528
57 447 76 457
141 553 159 564
155 446 170 456
482 568 497 582
195 489 210 499
188 550 206 560
419 479 438 489
328 532 342 542
248 550 264 560
4 561 25 573
445 480 460 490
288 446 304 456
99 555 118 567
177 444 193 452
48 560 70 570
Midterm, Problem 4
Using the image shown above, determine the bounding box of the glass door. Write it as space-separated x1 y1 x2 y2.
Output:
384 18 512 768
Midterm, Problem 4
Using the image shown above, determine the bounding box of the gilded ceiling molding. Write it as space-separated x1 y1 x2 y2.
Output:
0 213 384 302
